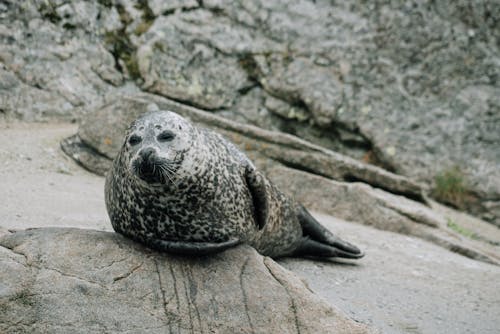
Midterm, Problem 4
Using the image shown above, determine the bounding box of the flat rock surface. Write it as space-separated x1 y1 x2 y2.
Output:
1 121 499 333
281 215 500 334
0 228 372 334
0 122 108 231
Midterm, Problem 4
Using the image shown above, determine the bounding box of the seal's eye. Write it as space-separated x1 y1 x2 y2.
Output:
158 130 175 142
128 134 142 146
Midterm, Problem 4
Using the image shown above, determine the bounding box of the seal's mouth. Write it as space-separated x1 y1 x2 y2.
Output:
131 157 177 186
137 164 162 184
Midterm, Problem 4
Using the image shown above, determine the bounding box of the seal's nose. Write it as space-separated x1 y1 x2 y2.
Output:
139 147 156 161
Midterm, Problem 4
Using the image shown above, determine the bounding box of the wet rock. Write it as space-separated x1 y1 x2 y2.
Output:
0 227 374 334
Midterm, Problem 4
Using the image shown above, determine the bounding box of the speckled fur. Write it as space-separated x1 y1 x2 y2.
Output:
105 110 303 257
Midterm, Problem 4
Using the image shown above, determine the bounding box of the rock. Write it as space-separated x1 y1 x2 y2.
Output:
253 55 344 127
2 0 498 224
200 0 500 226
60 94 500 265
0 0 139 122
0 227 10 238
279 216 500 334
148 0 199 17
62 93 425 203
266 165 500 266
0 227 374 334
0 65 73 121
60 133 111 176
266 165 445 231
137 11 256 110
3 122 499 334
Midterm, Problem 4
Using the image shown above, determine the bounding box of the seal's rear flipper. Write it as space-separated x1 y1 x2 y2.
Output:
148 238 240 255
297 205 364 259
294 237 364 259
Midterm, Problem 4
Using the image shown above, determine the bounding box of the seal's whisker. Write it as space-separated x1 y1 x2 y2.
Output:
162 162 177 175
157 165 166 184
163 165 175 174
159 164 175 186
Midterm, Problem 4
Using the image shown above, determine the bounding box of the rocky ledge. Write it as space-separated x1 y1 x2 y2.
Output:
0 228 374 334
1 0 498 225
61 94 500 266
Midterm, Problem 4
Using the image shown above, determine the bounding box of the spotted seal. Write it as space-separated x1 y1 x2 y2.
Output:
105 110 363 259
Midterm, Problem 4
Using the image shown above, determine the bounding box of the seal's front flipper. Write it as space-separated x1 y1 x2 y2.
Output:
294 237 364 259
148 238 240 255
245 166 269 230
297 205 364 259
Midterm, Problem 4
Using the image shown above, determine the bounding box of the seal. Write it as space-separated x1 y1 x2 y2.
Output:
105 110 363 259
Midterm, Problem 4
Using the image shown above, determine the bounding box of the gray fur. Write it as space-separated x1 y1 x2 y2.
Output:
105 110 362 259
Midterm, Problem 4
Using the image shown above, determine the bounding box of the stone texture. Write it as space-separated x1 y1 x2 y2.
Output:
148 0 199 17
137 11 257 109
266 165 500 266
2 123 500 334
279 217 500 334
1 0 498 224
0 0 140 122
62 93 424 202
60 94 500 265
133 0 500 225
0 227 374 334
197 0 500 225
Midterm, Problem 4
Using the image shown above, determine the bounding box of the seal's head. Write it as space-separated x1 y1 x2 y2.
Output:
121 110 196 186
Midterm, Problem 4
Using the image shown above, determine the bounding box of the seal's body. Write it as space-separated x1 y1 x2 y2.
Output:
105 110 363 259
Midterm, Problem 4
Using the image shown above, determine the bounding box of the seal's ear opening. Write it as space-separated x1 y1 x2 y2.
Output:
245 166 269 230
